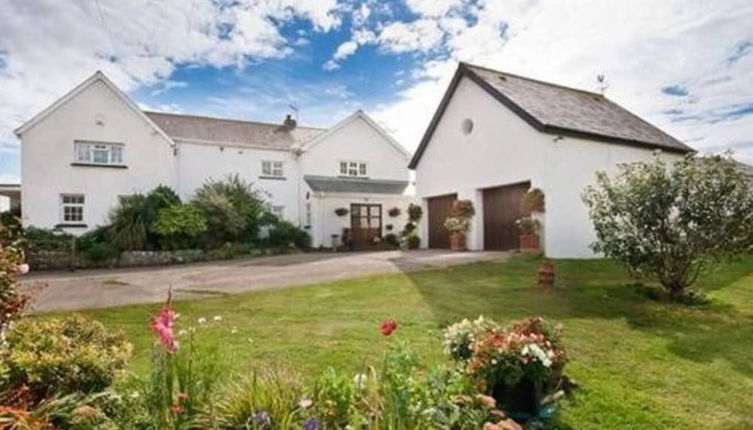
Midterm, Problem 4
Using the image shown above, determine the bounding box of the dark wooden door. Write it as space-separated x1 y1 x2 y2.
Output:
427 194 457 249
350 204 382 249
483 182 530 250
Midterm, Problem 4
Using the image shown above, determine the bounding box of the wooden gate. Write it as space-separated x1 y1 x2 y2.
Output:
482 182 530 250
427 194 457 249
350 204 382 249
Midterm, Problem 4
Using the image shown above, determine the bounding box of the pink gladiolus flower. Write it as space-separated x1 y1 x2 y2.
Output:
151 290 178 352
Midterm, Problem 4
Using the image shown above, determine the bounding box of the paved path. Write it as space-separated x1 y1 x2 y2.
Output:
22 250 509 313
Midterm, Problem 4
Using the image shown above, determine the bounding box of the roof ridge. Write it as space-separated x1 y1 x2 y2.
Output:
143 110 326 131
461 62 605 98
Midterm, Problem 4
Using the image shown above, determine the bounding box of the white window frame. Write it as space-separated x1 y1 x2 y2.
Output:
74 141 125 166
60 194 85 223
339 160 368 178
261 160 285 178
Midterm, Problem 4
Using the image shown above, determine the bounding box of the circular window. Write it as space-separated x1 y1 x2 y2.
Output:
461 118 474 135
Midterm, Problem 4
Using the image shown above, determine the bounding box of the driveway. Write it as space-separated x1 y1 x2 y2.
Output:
22 250 509 313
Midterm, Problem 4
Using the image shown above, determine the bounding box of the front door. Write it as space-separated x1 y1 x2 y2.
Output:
427 194 457 249
350 204 382 249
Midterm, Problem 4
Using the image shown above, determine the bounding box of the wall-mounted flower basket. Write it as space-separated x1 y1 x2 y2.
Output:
385 224 394 231
522 188 545 213
407 203 423 222
334 207 349 217
388 207 401 217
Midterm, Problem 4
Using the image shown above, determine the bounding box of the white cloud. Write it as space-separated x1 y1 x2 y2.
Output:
322 59 340 71
333 40 359 60
377 19 445 54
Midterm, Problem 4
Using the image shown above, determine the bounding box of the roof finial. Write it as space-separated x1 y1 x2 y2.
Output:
596 73 609 95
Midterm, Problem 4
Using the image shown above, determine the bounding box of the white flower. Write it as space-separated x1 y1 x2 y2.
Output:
130 391 140 399
231 327 238 334
353 373 367 389
298 398 313 409
197 317 207 325
522 343 552 368
213 315 222 322
16 264 29 275
178 330 187 336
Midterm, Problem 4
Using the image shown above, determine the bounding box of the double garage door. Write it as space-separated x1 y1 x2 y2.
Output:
427 182 530 250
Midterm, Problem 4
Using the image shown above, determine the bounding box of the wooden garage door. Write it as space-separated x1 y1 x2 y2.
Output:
483 182 530 250
428 194 457 249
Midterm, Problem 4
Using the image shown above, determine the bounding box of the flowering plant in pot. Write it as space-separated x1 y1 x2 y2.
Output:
444 217 470 251
464 317 567 421
444 199 475 251
515 216 540 252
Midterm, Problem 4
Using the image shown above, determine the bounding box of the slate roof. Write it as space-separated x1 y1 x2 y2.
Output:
145 111 326 150
304 175 409 195
409 63 694 168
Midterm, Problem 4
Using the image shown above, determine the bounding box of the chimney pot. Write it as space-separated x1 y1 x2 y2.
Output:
283 114 297 130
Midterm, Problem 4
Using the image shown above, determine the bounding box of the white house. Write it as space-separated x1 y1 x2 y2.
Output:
409 63 695 258
14 71 413 248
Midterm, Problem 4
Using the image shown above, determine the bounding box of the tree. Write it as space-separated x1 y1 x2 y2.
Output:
583 153 753 301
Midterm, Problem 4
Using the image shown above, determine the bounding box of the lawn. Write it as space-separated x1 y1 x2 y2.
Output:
65 254 753 429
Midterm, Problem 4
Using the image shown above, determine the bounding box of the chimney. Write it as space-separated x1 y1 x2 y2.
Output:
283 114 297 130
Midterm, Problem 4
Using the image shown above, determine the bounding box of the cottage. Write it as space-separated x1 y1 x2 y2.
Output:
409 63 695 258
15 72 413 248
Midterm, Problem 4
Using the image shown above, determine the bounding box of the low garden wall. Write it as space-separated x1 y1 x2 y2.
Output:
27 247 285 271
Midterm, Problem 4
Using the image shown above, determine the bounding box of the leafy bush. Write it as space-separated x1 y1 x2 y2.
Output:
0 225 29 335
151 204 207 250
383 233 400 248
23 227 74 252
76 226 119 263
451 200 475 219
267 221 311 249
108 186 181 251
0 315 132 404
405 234 420 250
583 154 753 301
193 175 266 246
515 217 540 235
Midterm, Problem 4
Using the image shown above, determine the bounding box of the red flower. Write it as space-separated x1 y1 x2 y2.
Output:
171 404 184 414
380 319 398 336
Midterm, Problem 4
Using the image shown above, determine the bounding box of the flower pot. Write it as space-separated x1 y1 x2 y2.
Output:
519 234 540 252
492 379 540 421
538 261 555 288
450 231 466 251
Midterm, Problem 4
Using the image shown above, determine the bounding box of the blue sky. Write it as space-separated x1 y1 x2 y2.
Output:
2 0 753 184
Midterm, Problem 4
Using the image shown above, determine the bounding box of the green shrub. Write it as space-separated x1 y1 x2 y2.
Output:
23 227 74 252
109 185 181 251
193 175 266 246
1 315 132 404
152 204 207 250
384 233 400 248
267 221 311 249
77 226 119 263
405 234 420 250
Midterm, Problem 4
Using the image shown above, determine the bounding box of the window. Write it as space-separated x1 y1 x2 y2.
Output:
262 161 284 177
271 205 284 218
305 202 312 227
75 141 124 165
339 161 367 177
60 194 85 223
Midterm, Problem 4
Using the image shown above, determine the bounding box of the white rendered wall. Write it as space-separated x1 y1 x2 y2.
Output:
20 80 177 233
176 142 301 222
414 76 684 258
299 115 410 182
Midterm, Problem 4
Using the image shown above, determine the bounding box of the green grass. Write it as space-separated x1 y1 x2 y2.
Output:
63 254 753 429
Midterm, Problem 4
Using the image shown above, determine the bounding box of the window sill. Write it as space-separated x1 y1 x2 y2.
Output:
55 223 87 228
258 176 286 181
71 162 128 169
337 175 370 179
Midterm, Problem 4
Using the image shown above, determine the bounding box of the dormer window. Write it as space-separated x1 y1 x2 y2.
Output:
75 141 124 165
340 161 367 177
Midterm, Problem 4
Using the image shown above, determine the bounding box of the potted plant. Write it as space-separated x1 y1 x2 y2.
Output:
444 217 469 250
407 203 423 222
405 234 420 250
516 216 540 252
388 207 401 217
444 199 475 251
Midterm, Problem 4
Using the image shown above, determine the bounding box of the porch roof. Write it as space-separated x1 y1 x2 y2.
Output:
304 175 409 195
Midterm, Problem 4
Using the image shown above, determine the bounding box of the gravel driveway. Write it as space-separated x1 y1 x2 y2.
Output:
22 250 509 312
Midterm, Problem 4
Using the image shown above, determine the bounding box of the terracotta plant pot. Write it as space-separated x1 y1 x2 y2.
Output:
450 231 466 251
538 261 555 288
519 234 540 252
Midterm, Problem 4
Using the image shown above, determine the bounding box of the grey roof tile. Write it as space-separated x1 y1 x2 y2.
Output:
465 64 693 152
304 175 409 194
145 111 325 150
